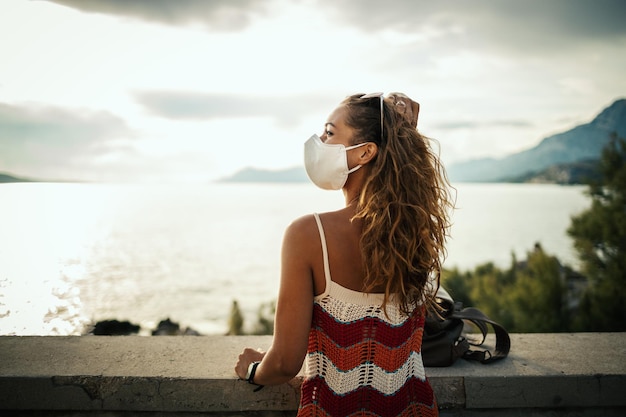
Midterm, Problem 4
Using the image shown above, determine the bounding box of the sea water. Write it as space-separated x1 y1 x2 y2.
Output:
0 182 589 336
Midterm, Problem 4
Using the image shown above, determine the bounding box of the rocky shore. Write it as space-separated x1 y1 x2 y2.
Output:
86 318 201 336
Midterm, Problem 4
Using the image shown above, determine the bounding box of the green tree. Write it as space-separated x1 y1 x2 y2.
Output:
251 300 276 335
443 261 516 331
567 134 626 331
507 245 569 332
468 262 512 328
440 267 473 308
443 244 578 333
226 299 276 335
227 300 244 335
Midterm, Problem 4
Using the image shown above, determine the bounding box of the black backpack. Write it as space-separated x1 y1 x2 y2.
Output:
422 287 511 367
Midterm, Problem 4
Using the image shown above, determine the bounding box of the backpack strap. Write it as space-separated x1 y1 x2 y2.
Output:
450 307 511 364
454 303 489 344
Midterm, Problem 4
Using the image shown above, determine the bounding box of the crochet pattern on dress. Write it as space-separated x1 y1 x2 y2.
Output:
297 292 438 417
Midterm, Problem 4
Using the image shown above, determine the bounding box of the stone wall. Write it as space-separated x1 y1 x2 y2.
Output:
1 333 625 416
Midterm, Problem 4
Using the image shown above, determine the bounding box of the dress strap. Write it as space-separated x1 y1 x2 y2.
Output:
313 213 332 296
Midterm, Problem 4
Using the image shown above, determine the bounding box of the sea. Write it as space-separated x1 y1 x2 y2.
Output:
0 182 590 336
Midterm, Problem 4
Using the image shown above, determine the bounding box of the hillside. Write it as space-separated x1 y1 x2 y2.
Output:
219 166 308 183
447 98 626 182
0 172 33 183
508 160 601 185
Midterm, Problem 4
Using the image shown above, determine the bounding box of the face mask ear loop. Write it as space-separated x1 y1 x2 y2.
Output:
344 142 368 175
347 164 362 174
345 142 368 151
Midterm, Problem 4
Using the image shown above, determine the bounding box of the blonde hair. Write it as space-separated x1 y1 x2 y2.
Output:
342 93 454 315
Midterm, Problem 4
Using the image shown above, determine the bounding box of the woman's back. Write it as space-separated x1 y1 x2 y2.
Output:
297 213 438 417
309 208 375 295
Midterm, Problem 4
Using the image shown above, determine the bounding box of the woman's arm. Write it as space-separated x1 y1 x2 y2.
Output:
235 215 315 385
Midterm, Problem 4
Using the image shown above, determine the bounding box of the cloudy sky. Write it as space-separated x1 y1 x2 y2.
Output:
1 0 625 182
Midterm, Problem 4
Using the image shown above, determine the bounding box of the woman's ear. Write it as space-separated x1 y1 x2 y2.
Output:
358 142 378 165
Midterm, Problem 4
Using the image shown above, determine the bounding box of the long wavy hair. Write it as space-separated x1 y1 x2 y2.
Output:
341 93 454 315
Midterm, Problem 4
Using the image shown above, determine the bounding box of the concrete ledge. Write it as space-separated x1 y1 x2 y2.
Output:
0 333 625 416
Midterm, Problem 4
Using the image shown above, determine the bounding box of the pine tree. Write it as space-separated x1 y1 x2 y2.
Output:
567 134 626 331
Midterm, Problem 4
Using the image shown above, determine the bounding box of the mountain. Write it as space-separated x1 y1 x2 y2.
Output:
509 159 601 185
219 166 309 183
0 172 34 183
447 98 626 182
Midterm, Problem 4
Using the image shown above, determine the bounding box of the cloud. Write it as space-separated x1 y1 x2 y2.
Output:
46 0 626 53
45 0 272 31
133 91 335 127
0 103 136 179
434 120 533 130
14 0 625 181
317 0 626 55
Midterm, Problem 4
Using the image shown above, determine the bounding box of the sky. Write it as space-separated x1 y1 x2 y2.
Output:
1 0 625 183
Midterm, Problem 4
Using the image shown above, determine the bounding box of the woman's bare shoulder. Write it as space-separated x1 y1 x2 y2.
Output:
281 214 323 269
285 208 352 244
287 209 343 232
288 212 317 229
284 213 320 244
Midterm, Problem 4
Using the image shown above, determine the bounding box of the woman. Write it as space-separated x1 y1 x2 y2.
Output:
235 92 453 416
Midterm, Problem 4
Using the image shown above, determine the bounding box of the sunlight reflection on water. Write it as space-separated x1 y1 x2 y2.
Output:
0 182 589 336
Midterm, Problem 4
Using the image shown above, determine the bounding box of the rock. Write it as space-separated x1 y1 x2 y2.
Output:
92 320 140 335
151 318 201 336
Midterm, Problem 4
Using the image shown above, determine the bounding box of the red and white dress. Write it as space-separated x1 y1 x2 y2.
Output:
297 213 438 417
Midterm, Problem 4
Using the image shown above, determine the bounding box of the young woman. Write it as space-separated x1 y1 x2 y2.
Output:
235 92 453 416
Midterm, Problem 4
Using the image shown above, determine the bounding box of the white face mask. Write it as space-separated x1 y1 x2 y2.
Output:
303 134 367 190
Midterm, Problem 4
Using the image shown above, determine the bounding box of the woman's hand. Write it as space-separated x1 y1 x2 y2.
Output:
388 92 420 128
234 348 266 380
